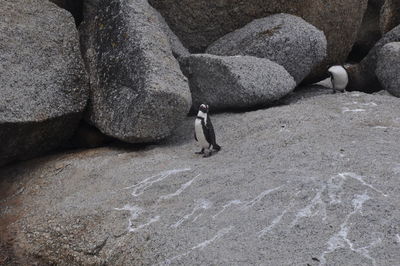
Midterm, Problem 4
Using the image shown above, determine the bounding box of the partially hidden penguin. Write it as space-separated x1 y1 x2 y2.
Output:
194 104 221 157
328 65 349 93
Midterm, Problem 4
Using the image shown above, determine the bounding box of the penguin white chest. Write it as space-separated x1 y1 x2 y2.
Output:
195 119 209 148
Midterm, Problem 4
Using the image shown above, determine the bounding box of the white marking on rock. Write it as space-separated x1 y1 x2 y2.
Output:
352 192 370 212
327 175 345 204
396 234 400 244
192 213 203 222
339 172 387 197
290 186 327 227
212 200 243 219
172 199 212 228
259 209 288 237
342 107 366 113
243 186 282 209
319 192 379 265
129 216 160 233
164 226 234 264
362 102 377 106
158 174 201 201
372 126 388 129
114 205 144 231
193 226 233 250
125 168 191 197
351 101 377 106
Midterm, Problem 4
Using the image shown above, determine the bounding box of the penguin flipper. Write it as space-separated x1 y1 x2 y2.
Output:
194 132 198 141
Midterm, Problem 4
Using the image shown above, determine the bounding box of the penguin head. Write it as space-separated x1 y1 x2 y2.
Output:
199 104 209 114
328 65 349 91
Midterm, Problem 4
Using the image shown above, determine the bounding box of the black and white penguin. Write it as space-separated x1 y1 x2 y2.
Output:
328 65 349 93
194 104 221 157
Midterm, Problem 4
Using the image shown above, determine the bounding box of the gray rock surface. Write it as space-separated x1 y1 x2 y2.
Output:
149 0 367 80
80 0 191 143
0 0 89 166
154 10 190 61
182 54 296 111
380 0 400 34
206 14 327 84
376 42 400 97
2 92 400 265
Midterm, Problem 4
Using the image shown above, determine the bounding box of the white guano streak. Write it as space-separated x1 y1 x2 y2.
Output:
158 174 201 201
124 168 191 197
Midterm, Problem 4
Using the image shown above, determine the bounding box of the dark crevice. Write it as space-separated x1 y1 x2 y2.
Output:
52 0 84 26
347 44 370 63
346 0 382 63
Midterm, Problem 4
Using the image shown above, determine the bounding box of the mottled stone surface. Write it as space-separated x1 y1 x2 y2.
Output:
376 42 400 97
149 0 367 80
80 0 191 143
380 0 400 34
154 9 190 61
2 92 400 265
182 54 296 111
206 14 327 84
0 0 89 166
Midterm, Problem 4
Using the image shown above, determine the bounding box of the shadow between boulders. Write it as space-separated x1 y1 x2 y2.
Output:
189 85 334 116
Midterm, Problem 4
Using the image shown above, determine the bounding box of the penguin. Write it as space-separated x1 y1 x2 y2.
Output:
194 104 221 157
328 65 349 93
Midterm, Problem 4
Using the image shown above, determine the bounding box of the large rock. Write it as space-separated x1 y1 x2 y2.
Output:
206 14 327 84
182 54 296 111
154 10 190 61
149 0 367 79
376 42 400 97
380 0 400 34
2 92 400 265
80 0 191 143
0 0 88 166
350 1 383 61
353 24 400 92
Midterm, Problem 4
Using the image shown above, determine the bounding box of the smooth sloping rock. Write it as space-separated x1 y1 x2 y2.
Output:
182 54 296 111
380 0 400 34
376 42 400 97
353 24 400 92
2 92 400 265
206 14 327 84
0 0 88 166
149 0 367 79
154 10 190 61
80 0 191 143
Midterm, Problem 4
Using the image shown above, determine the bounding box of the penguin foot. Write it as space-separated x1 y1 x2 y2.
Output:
212 144 221 151
195 149 205 154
